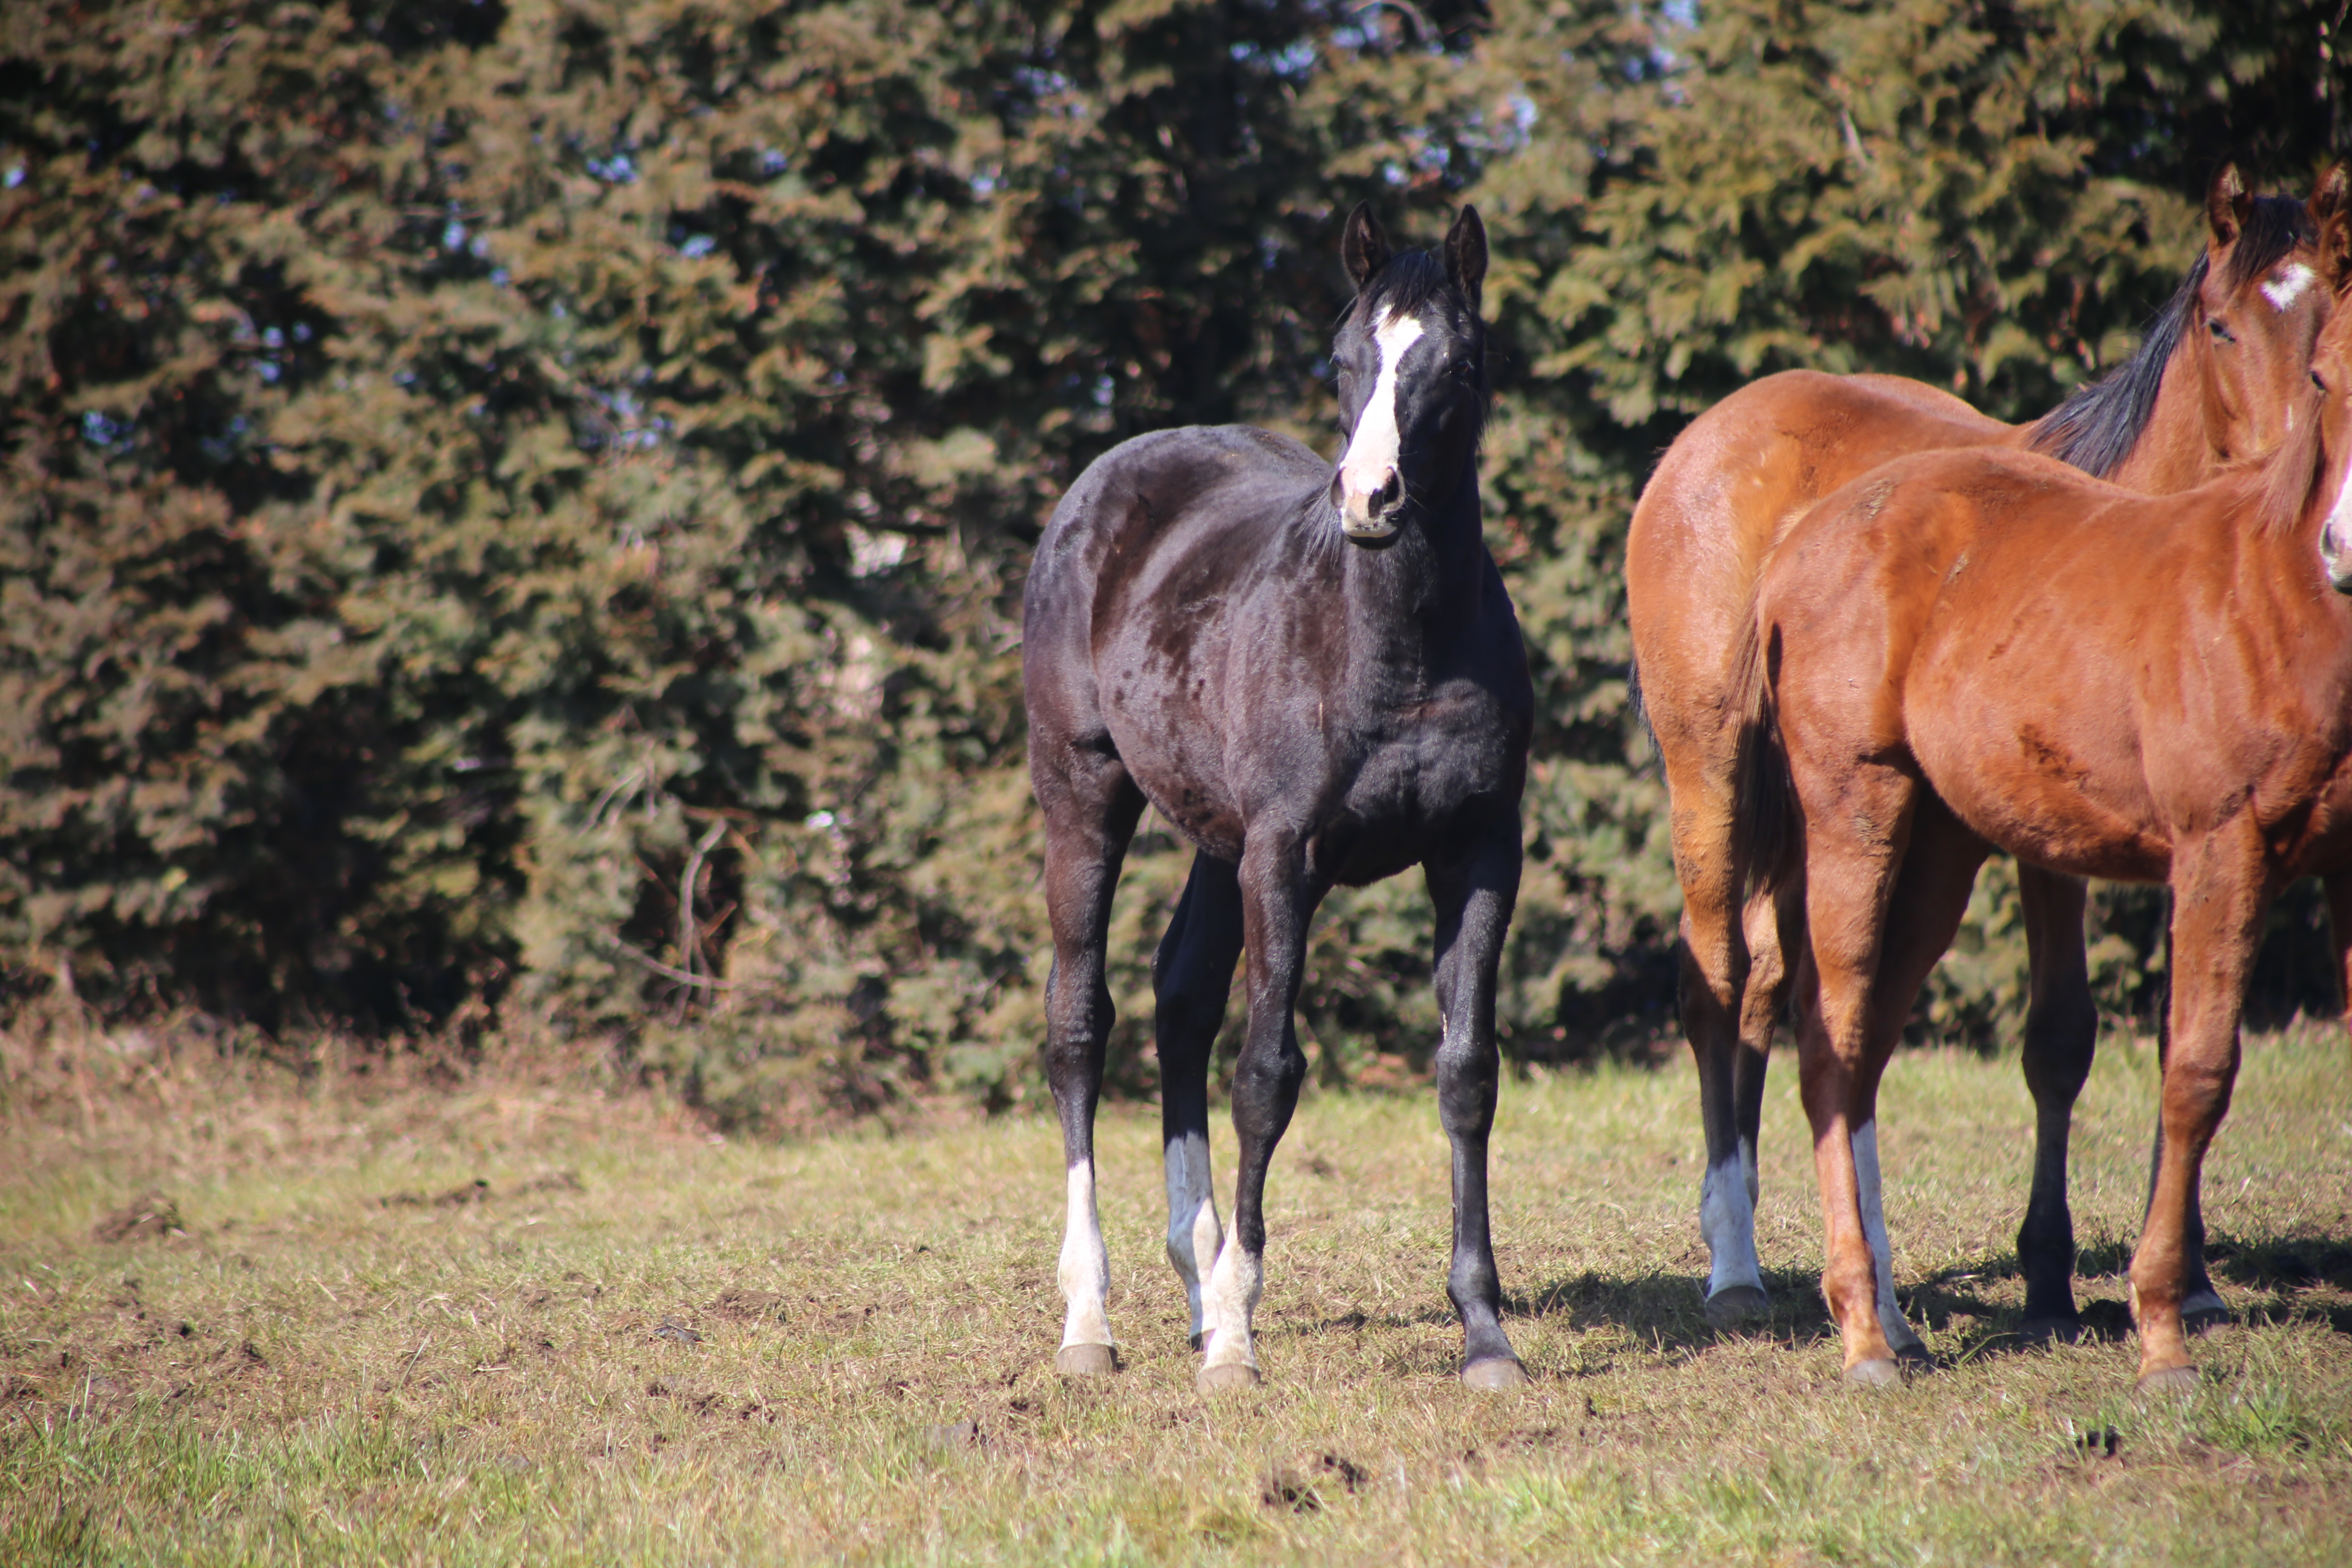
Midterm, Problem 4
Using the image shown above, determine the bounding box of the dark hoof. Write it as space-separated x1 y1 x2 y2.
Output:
1844 1357 1902 1388
1703 1284 1771 1330
1197 1361 1262 1393
1187 1332 1204 1353
2182 1298 2233 1336
1460 1356 1528 1392
2136 1363 2201 1399
1055 1343 1118 1378
2018 1315 2082 1347
1893 1341 1935 1370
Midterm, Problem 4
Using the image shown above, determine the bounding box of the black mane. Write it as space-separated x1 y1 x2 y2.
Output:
2027 194 2314 479
1343 248 1457 327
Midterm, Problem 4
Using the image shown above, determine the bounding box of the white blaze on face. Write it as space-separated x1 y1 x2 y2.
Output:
1056 1159 1114 1351
2325 441 2352 583
2263 262 2317 312
1851 1121 1923 1354
1336 310 1427 536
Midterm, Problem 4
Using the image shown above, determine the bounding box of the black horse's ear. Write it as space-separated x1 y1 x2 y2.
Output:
1343 202 1390 290
2207 161 2252 249
1445 204 1487 314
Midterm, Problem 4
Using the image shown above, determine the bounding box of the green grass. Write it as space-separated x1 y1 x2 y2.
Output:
2 1024 2349 1565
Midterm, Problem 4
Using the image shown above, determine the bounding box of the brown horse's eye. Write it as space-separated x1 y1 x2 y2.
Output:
2317 370 2332 394
2208 318 2235 344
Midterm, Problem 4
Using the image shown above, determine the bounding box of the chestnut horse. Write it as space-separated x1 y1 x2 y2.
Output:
1740 198 2352 1389
1628 165 2337 1347
1024 206 1534 1390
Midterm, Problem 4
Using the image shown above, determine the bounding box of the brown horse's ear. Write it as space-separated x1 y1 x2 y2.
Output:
2310 163 2350 234
1343 203 1390 291
2207 161 2252 249
2323 209 2352 296
1445 205 1487 314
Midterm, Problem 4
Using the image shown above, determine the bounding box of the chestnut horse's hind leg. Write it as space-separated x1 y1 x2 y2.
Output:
1198 829 1320 1391
2014 868 2101 1341
1797 779 1982 1383
1153 851 1243 1350
1671 789 1775 1325
1427 814 1528 1388
1037 745 1147 1377
2133 830 2269 1392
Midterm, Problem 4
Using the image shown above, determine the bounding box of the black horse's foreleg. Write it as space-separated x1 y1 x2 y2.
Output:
2015 867 2099 1340
1199 831 1317 1391
1038 750 1147 1376
1428 815 1527 1388
1154 851 1244 1348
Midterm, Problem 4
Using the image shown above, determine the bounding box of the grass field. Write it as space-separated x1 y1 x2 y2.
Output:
2 1024 2349 1566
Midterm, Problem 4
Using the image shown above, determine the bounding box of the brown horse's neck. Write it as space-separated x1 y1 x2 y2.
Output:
2103 336 2223 495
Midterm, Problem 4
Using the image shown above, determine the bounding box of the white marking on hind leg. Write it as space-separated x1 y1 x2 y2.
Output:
1199 1233 1264 1374
1163 1134 1223 1343
1853 1120 1924 1353
1057 1160 1114 1352
1700 1147 1767 1301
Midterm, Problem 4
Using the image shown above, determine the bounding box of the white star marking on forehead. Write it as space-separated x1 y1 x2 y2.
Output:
2263 262 2316 312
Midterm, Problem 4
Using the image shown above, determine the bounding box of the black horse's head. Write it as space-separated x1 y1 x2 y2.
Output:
1327 203 1488 543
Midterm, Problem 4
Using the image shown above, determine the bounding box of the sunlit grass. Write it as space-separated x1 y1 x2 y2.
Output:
2 1023 2348 1564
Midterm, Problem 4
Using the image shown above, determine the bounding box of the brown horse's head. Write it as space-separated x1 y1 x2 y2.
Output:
2189 162 2342 466
2302 175 2352 590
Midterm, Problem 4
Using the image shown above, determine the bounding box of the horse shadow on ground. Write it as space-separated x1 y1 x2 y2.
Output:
1497 1232 2352 1368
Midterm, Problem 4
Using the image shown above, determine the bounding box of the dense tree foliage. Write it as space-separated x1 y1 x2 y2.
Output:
3 1 2342 1123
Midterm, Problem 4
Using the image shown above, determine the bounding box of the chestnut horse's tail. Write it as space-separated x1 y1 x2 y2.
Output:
1727 591 1802 906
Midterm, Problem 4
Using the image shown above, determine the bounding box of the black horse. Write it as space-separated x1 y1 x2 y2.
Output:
1021 204 1533 1391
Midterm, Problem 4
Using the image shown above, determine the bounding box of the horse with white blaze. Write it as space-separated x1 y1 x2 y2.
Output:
1021 204 1534 1390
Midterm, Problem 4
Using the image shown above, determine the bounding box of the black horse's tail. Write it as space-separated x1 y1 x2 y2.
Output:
1726 591 1802 908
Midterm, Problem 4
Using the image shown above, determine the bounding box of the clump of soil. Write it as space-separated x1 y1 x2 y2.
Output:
710 1287 786 1323
92 1194 187 1243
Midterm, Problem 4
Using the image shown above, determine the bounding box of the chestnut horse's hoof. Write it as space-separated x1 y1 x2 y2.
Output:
1056 1343 1118 1377
2018 1314 2082 1347
1460 1356 1528 1392
1197 1361 1263 1393
2136 1363 2201 1399
1843 1357 1902 1388
1704 1284 1770 1330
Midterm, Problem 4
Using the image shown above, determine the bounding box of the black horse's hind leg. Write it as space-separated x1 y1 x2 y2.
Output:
1154 851 1244 1350
1037 740 1147 1376
1198 830 1319 1391
2015 868 2100 1341
1427 813 1528 1389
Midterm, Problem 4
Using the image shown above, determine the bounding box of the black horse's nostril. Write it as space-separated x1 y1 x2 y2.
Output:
1374 471 1403 512
1329 474 1347 509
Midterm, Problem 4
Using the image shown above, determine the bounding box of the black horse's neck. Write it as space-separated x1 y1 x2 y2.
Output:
1334 462 1487 643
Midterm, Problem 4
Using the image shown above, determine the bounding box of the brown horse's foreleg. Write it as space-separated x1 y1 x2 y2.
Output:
1671 783 1773 1323
1198 829 1319 1391
2133 831 2268 1392
1153 851 1244 1349
1038 754 1148 1377
2015 866 2100 1340
1428 813 1528 1389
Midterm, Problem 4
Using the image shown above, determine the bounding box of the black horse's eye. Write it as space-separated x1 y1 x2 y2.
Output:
2209 318 2235 343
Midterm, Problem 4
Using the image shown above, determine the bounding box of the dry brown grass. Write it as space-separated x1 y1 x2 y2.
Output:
2 1015 2348 1565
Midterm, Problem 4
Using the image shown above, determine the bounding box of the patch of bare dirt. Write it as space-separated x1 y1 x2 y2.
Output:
91 1194 187 1243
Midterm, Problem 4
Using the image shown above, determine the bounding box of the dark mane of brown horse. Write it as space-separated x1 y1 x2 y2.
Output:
2027 194 2317 478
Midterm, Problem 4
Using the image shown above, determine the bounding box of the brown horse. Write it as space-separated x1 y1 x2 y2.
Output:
1742 195 2352 1390
1627 165 2337 1348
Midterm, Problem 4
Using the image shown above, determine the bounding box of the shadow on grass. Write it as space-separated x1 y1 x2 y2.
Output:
1489 1232 2352 1368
